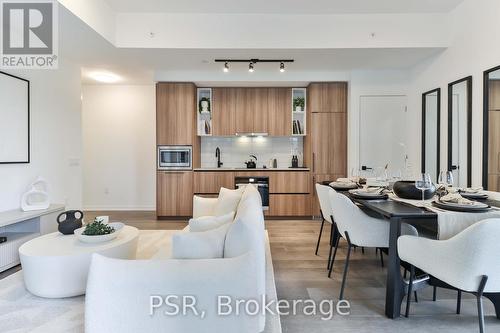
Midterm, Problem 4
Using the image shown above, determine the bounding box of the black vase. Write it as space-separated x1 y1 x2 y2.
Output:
57 210 84 235
393 181 436 200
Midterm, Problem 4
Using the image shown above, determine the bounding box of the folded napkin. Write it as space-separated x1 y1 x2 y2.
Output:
440 193 475 205
459 187 484 194
336 177 355 184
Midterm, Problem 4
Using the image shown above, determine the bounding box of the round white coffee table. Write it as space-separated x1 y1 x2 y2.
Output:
19 226 139 298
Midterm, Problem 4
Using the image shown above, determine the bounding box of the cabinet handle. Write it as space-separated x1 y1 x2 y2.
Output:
312 153 315 173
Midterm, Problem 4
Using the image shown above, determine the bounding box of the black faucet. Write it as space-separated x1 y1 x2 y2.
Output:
215 147 223 168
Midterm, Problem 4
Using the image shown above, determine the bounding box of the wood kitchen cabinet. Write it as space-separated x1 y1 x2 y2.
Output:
212 88 236 136
193 171 235 194
268 194 311 216
489 80 500 111
308 82 347 113
270 171 309 193
310 174 345 217
234 88 269 134
156 83 196 145
157 171 193 217
311 113 347 175
268 88 292 136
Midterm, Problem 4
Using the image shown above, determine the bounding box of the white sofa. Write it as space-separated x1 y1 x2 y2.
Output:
85 185 266 333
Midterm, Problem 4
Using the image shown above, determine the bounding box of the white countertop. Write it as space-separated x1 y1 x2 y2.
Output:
194 167 310 171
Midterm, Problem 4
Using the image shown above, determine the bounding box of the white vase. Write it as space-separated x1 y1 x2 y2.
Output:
295 106 302 112
201 100 209 112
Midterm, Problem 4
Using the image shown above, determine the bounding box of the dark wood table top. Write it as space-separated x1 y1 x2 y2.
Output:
350 197 437 219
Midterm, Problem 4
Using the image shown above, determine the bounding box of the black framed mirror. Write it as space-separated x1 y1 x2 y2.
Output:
0 71 30 164
483 65 500 190
448 76 472 187
421 88 441 182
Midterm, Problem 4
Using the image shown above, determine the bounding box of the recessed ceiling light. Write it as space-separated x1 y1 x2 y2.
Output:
248 62 255 72
88 71 121 83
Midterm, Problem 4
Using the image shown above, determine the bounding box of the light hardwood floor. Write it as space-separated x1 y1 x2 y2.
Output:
2 211 499 332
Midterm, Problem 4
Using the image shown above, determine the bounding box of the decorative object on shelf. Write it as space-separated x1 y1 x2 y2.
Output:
199 97 211 114
20 177 50 212
75 220 124 243
393 180 436 200
57 210 84 235
293 97 305 112
291 155 299 168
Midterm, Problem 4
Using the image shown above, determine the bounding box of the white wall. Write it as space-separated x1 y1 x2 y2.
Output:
0 60 82 212
408 0 500 186
82 85 156 210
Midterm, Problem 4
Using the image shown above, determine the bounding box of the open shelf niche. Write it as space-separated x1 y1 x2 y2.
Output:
292 88 306 136
197 88 212 136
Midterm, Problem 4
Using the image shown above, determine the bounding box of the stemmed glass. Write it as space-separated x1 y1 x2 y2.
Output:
415 173 432 202
438 171 454 188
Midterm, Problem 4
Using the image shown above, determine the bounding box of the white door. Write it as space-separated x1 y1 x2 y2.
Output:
359 96 408 177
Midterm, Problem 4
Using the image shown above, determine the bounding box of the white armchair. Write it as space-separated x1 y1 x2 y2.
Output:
398 218 500 333
328 190 418 300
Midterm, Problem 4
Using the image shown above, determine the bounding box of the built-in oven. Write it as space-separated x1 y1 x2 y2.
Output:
235 176 269 210
158 146 192 170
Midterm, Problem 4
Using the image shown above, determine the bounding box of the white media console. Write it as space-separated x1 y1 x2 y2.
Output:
0 204 64 272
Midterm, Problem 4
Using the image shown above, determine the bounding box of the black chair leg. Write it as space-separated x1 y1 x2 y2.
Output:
403 268 407 279
433 286 437 301
361 247 365 254
379 250 384 268
315 216 325 256
405 265 415 318
327 223 334 270
456 290 462 314
414 291 418 303
339 232 352 300
328 232 340 278
477 276 488 333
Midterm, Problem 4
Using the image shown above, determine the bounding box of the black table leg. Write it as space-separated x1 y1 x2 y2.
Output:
385 217 404 319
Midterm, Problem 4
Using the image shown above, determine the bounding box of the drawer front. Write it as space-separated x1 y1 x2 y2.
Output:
157 171 193 216
270 171 310 193
194 172 234 194
268 194 311 216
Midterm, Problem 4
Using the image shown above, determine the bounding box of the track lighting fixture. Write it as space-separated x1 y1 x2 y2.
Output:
215 59 293 73
280 62 285 72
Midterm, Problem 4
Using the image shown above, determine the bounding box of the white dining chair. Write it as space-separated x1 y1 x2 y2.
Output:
399 218 500 333
328 189 418 300
315 184 337 274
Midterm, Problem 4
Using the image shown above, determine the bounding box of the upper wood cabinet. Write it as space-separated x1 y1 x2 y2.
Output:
311 112 347 175
268 88 292 136
308 82 347 113
156 83 196 145
212 88 236 136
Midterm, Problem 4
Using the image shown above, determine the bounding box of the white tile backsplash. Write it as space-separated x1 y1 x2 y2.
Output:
201 136 304 169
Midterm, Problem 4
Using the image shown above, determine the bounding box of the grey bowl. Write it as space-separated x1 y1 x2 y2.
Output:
393 181 436 200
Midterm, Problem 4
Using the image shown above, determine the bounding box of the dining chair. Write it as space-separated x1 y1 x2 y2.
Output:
399 218 500 333
328 189 418 300
315 184 337 275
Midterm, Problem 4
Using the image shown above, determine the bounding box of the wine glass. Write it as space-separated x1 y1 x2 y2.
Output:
438 171 454 188
415 173 432 202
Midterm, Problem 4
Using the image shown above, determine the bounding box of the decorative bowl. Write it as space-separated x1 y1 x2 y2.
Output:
393 181 436 200
74 222 124 243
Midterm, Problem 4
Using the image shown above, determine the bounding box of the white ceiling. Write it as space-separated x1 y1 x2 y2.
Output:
57 6 445 85
103 0 464 14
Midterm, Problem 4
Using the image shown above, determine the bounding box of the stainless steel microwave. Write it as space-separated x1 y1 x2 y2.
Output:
158 146 192 170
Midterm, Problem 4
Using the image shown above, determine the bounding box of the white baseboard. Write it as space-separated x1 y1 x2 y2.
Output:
83 205 155 211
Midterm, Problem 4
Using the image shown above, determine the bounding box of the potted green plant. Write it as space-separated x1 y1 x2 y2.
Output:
199 97 211 113
293 97 305 112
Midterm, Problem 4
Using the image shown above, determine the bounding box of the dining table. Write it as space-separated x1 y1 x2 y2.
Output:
324 181 500 319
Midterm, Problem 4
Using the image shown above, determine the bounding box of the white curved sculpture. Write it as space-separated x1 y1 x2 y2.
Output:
20 177 50 211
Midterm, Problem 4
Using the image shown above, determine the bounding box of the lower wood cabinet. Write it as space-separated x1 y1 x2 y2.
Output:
193 171 234 194
270 171 309 193
268 194 310 216
157 172 193 217
488 174 500 192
